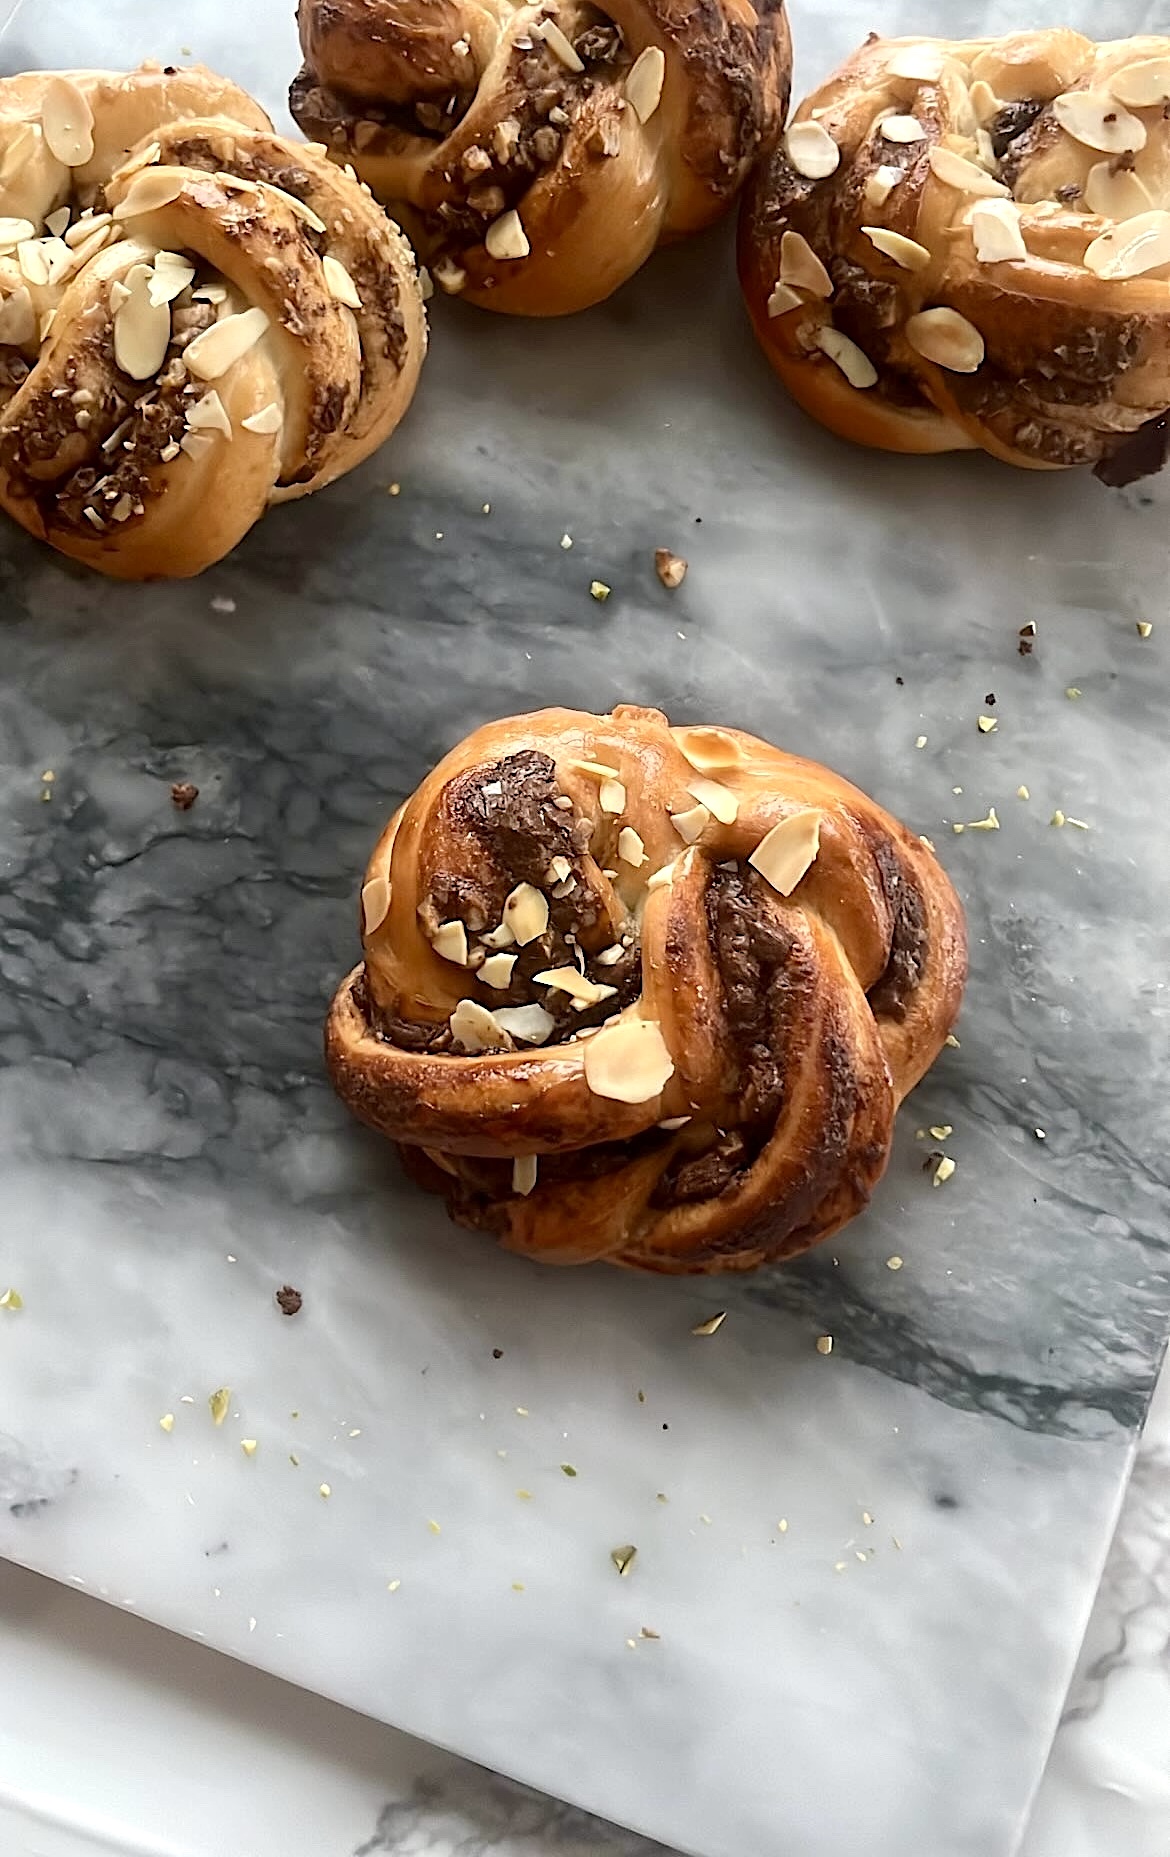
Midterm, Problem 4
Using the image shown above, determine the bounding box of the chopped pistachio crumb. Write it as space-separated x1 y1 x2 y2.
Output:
834 1561 848 1573
515 1406 529 1417
1016 785 1030 800
512 1581 525 1591
387 1578 402 1592
933 1155 956 1187
1051 810 1066 828
208 1387 231 1426
561 1463 578 1477
815 1335 834 1355
929 1124 953 1140
0 1287 24 1310
915 735 927 749
1067 817 1091 831
626 1638 637 1649
590 580 611 602
777 1518 789 1533
886 1256 904 1271
240 1439 258 1457
560 533 573 549
952 822 964 834
1065 687 1081 700
1034 1127 1047 1141
862 1511 874 1526
611 1544 638 1576
1137 621 1153 638
639 1625 661 1640
289 1453 300 1466
691 1311 727 1336
516 1489 533 1500
977 715 997 733
348 1429 361 1438
319 1482 331 1499
699 1513 713 1526
966 808 1000 831
945 1033 960 1048
428 1518 441 1533
159 1413 175 1433
387 482 400 495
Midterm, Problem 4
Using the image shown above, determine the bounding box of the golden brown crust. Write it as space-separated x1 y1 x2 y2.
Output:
291 0 791 315
739 30 1170 473
324 704 967 1274
0 66 427 579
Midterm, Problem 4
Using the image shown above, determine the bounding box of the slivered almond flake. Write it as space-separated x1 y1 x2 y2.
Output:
479 951 517 988
547 855 572 883
16 239 49 286
242 403 283 434
584 1017 674 1103
927 144 1010 197
361 876 391 934
1084 211 1170 281
532 967 617 1007
493 1003 557 1044
599 779 626 814
502 881 549 946
862 225 931 271
114 266 172 381
535 17 584 72
880 114 925 143
512 1154 539 1196
180 431 214 462
626 45 666 123
322 253 362 307
1084 160 1152 221
45 207 70 237
779 229 833 297
268 186 327 233
42 76 94 166
887 43 946 82
686 777 738 824
184 306 269 380
969 79 1000 124
970 198 1027 263
431 919 469 965
815 325 878 389
618 825 646 867
39 308 56 342
148 255 195 306
64 223 112 273
786 119 840 180
572 758 621 780
485 209 529 260
749 810 822 895
481 921 516 950
767 281 802 317
1108 56 1170 108
906 307 984 373
595 944 626 966
865 165 904 209
670 802 710 844
450 998 505 1052
0 217 34 250
111 169 185 219
118 141 162 181
1052 90 1145 155
186 390 232 438
645 860 677 892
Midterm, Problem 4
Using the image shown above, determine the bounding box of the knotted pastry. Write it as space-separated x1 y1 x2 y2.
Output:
0 65 427 578
290 0 792 315
326 705 966 1275
739 30 1170 480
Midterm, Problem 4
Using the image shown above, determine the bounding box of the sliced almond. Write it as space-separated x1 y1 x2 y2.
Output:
450 999 505 1053
111 169 185 220
38 308 56 342
618 825 646 867
535 17 584 73
481 921 517 951
361 876 391 934
645 860 677 893
686 777 738 824
0 217 34 250
45 207 71 238
670 802 710 844
749 810 822 896
865 165 904 209
584 1017 674 1104
42 76 95 167
184 306 269 381
322 253 362 308
63 223 112 272
862 225 931 271
16 239 49 287
148 256 196 306
192 282 229 304
571 758 621 780
265 185 327 234
493 1003 556 1044
180 431 215 461
887 44 946 82
625 45 666 124
786 120 840 180
766 281 802 317
109 280 132 312
879 115 926 143
117 141 162 181
479 952 517 988
968 78 1000 125
905 307 984 373
485 210 530 261
502 881 548 946
546 854 572 883
512 1155 538 1196
970 198 1027 263
532 967 618 1007
927 144 1010 196
595 944 626 966
431 919 469 965
779 229 833 297
1084 160 1153 221
1107 57 1170 109
186 389 233 438
814 325 879 389
114 268 172 381
1083 210 1170 280
599 779 626 815
1052 90 1146 155
241 403 283 435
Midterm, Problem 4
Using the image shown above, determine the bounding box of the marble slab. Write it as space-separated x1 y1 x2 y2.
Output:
2 1 1170 1854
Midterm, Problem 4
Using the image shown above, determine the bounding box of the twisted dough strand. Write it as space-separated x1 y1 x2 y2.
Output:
326 705 966 1274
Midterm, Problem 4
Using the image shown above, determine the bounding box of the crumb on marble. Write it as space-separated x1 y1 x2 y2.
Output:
388 1578 402 1591
320 1483 332 1499
691 1311 727 1336
655 548 687 589
611 1544 637 1576
427 1517 441 1533
159 1412 175 1432
589 580 611 602
171 781 199 811
815 1335 833 1355
1137 621 1153 638
275 1284 303 1317
932 1155 956 1187
208 1387 231 1426
241 1439 258 1457
0 1287 23 1310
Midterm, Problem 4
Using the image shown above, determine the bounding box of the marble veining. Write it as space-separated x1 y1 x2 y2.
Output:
1 2 1170 1855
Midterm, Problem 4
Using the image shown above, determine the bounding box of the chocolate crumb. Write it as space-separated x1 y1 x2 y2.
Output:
984 693 996 706
276 1284 303 1317
492 1347 503 1359
1018 637 1034 657
171 781 199 810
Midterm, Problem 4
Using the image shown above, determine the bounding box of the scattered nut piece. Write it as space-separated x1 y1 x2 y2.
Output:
880 114 925 142
906 308 984 373
625 45 666 123
1052 89 1145 154
862 226 931 271
502 881 549 946
158 1412 175 1432
512 1155 538 1196
786 119 840 180
170 781 199 810
779 229 833 297
927 144 1010 197
611 1543 638 1576
933 1155 956 1186
590 580 611 602
276 1284 303 1317
618 825 646 867
815 1335 833 1355
977 715 997 734
584 1017 674 1103
749 809 822 895
815 325 878 389
691 1311 727 1336
209 1387 231 1426
362 876 391 936
485 209 530 261
431 919 470 966
655 548 687 589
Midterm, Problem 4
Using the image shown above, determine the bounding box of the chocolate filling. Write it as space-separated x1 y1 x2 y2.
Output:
988 99 1045 161
864 836 927 1022
1095 411 1170 488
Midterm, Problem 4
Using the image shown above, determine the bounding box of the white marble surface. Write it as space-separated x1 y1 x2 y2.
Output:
2 2 1170 1856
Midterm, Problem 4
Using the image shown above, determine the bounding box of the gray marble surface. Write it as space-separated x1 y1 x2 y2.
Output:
2 1 1170 1854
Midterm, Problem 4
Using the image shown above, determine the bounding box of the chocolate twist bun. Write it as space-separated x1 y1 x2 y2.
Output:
0 66 427 578
326 705 966 1275
739 30 1170 478
291 0 792 315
